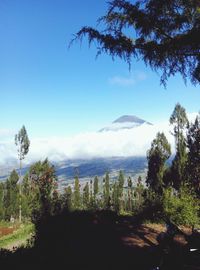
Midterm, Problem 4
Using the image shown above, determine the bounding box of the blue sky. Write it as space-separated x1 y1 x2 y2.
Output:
1 0 200 140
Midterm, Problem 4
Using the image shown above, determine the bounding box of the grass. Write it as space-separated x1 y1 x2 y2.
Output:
0 223 34 249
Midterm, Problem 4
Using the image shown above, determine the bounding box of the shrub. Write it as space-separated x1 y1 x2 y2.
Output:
163 186 200 226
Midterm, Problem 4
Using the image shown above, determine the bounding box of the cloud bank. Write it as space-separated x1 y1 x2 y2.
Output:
0 113 198 167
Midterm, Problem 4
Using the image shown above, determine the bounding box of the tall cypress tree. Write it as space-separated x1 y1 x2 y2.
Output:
93 176 99 198
170 103 188 190
83 182 90 209
118 171 125 212
127 177 133 212
74 176 81 209
104 172 110 209
146 132 171 195
63 186 73 211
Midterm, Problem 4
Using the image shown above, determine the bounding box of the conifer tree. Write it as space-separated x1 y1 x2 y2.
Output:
147 132 171 195
118 170 125 212
104 172 110 209
112 182 119 212
93 176 99 198
83 182 90 209
127 177 133 212
170 103 188 190
74 0 200 86
74 176 81 209
63 186 73 211
187 113 200 196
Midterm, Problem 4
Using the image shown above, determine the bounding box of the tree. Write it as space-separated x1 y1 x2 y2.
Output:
187 113 200 196
117 170 125 212
146 132 171 195
127 177 133 212
112 182 119 212
63 186 73 211
73 176 81 209
103 172 111 209
93 176 99 198
15 125 30 222
29 159 57 214
134 176 145 210
83 182 90 209
73 0 200 86
4 170 19 220
170 103 188 190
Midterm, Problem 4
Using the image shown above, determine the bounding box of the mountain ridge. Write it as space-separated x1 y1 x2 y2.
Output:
99 115 152 132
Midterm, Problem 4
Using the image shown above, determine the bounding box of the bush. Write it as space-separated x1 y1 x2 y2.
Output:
163 186 200 226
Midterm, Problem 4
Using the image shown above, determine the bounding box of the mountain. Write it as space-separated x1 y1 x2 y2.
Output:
0 157 148 190
99 115 152 132
55 156 147 189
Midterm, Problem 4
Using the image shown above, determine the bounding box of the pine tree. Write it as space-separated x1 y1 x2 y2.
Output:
104 172 110 209
118 171 125 212
74 176 81 209
73 0 200 86
127 177 133 212
93 176 99 198
112 182 119 212
187 113 200 196
146 132 171 195
63 186 73 211
83 182 90 209
170 103 188 190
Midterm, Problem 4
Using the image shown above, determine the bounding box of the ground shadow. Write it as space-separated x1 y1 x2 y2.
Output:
0 210 172 270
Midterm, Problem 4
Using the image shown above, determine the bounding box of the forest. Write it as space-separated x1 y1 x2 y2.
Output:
0 103 199 227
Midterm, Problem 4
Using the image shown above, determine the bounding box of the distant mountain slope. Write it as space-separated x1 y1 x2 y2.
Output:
55 156 147 183
99 115 152 132
0 156 147 183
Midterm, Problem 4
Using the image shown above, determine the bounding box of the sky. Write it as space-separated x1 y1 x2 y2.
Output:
0 0 200 164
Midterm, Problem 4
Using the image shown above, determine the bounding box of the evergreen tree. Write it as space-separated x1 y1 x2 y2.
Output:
127 177 133 212
104 172 110 209
170 103 188 190
112 182 120 212
187 113 200 196
118 170 125 212
93 176 99 198
134 176 144 209
74 0 200 86
63 186 73 211
74 176 81 209
146 132 171 195
83 182 90 209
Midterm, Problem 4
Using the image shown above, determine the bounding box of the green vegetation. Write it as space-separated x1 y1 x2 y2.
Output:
0 104 200 239
73 0 200 86
0 223 34 249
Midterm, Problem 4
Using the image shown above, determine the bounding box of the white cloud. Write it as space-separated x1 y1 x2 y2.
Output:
0 112 198 167
108 71 147 87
